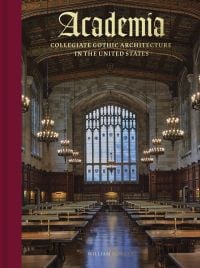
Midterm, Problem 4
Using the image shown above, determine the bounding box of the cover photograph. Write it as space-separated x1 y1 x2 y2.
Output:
20 0 200 267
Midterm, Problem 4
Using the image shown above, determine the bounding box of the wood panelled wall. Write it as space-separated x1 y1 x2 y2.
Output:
22 162 149 204
22 163 49 204
22 161 200 204
175 161 200 202
149 161 200 202
22 163 74 204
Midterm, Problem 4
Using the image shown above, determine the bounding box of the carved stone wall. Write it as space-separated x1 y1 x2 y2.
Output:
48 76 175 174
177 39 200 168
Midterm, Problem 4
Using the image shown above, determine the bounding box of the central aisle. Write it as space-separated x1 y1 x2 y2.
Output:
63 211 155 268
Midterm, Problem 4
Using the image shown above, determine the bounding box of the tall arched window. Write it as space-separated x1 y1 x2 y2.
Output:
85 104 137 182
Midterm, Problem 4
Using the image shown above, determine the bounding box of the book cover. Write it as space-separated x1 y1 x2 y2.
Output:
2 0 200 267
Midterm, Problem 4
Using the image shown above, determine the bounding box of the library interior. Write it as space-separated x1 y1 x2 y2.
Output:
21 1 200 267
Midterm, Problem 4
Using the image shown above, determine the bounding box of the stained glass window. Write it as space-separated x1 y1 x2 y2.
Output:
85 105 137 182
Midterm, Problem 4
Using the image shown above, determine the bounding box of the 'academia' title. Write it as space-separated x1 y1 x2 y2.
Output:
58 12 165 38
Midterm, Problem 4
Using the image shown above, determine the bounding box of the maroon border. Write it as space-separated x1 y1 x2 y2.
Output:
0 0 21 267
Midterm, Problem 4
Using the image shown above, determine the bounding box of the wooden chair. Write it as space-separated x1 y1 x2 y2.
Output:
154 241 165 268
163 239 177 254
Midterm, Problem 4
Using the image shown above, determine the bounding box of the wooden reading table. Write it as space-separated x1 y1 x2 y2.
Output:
146 229 200 241
22 230 78 242
22 221 88 232
136 219 200 229
165 213 200 231
168 252 200 268
131 214 165 220
22 231 78 261
22 255 57 268
60 215 94 221
22 215 59 221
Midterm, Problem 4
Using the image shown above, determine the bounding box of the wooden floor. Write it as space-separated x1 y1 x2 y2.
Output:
63 211 155 268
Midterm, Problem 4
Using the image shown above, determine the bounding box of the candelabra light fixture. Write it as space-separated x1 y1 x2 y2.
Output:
161 1 184 150
149 80 165 161
68 151 82 165
191 92 200 111
149 137 165 159
22 94 30 113
149 137 165 165
69 150 82 197
140 95 154 166
68 82 82 167
57 88 73 162
36 101 59 145
191 75 200 111
106 152 117 173
57 129 73 163
141 149 154 165
162 102 184 150
22 64 30 113
36 0 59 145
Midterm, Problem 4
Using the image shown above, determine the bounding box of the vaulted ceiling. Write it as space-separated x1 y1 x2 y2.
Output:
22 0 200 96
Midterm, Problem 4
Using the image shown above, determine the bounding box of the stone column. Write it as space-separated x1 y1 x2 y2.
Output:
67 97 73 172
187 73 198 163
22 75 33 165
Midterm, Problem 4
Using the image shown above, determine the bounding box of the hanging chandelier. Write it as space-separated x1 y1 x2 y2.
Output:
141 149 154 164
162 103 184 149
149 138 165 157
68 82 82 166
140 95 154 166
36 1 59 145
106 152 117 173
22 94 30 113
57 129 73 163
22 59 30 113
68 151 82 165
191 75 200 111
149 137 165 164
191 92 200 111
36 101 59 145
149 80 165 160
161 1 183 150
57 89 73 163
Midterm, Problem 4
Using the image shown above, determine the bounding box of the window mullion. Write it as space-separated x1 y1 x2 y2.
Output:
113 123 116 182
106 106 109 182
85 105 137 183
85 118 87 181
99 108 101 181
128 115 131 181
121 112 123 182
92 117 94 182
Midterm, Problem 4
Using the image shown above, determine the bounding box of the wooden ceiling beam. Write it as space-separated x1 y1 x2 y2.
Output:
22 1 200 20
140 57 148 70
48 67 177 86
171 16 183 42
38 19 51 42
157 55 166 71
189 21 200 46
